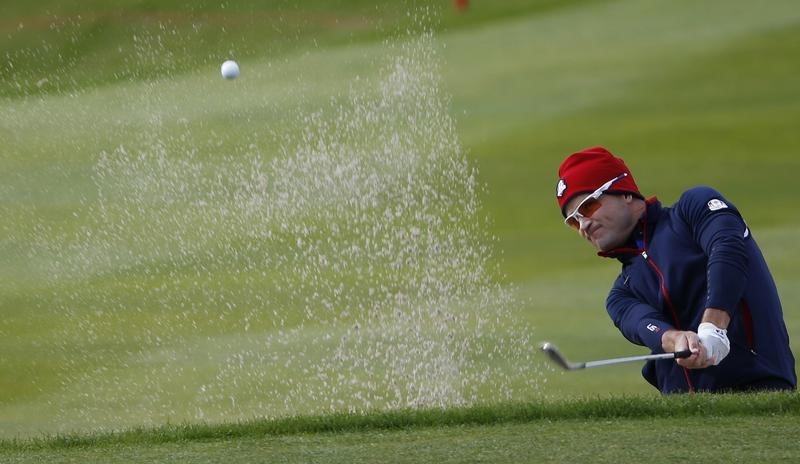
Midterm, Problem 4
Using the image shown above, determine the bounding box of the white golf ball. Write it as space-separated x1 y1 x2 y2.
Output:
220 60 240 79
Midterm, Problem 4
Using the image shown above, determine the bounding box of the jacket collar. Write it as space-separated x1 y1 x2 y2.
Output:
598 197 661 263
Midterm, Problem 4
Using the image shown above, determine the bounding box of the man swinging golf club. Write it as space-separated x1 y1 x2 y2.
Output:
555 146 796 393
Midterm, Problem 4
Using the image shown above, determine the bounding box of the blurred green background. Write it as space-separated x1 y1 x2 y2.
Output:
1 0 798 438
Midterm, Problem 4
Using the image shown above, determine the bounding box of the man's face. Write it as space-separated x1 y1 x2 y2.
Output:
563 193 637 252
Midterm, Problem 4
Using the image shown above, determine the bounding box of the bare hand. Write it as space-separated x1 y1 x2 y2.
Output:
661 329 713 369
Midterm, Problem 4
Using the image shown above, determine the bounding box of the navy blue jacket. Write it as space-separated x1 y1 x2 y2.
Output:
604 186 796 393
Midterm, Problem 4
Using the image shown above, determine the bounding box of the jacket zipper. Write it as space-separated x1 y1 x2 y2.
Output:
641 251 696 392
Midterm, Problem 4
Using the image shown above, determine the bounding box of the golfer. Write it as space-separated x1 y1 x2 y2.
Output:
556 146 796 393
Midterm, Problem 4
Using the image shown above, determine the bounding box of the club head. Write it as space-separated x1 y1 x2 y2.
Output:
540 341 584 370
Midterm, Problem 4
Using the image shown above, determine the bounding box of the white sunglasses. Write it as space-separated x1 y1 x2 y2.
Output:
564 173 628 229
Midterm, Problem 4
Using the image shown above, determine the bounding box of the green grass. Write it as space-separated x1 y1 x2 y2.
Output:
2 0 800 460
0 0 595 98
3 393 798 462
7 418 800 463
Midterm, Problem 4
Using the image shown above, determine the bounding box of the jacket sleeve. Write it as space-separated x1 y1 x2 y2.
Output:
674 187 749 315
606 274 674 353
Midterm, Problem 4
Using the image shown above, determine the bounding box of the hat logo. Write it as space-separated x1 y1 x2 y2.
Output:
707 199 728 211
557 179 567 197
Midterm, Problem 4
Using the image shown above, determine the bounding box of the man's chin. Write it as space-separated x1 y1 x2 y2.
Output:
593 238 616 253
589 240 606 252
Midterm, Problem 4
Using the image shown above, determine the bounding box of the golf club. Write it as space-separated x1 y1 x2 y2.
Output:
540 341 692 370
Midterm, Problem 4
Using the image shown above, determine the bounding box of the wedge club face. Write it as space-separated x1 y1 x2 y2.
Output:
540 342 584 370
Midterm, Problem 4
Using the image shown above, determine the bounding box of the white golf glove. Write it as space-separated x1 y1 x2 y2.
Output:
697 322 730 366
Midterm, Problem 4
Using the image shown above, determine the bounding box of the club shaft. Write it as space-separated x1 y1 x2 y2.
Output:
583 351 681 368
540 342 692 370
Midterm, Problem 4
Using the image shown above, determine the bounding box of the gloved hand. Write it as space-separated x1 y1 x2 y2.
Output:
697 322 730 366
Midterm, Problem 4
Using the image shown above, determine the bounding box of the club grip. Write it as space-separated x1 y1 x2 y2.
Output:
673 349 692 359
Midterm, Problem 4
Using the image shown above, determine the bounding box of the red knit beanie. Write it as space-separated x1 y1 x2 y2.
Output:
556 146 642 216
